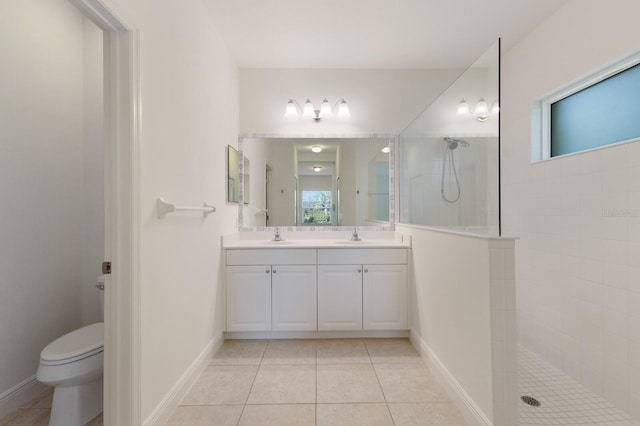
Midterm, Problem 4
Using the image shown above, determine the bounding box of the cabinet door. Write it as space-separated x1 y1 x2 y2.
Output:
272 265 317 331
363 264 408 330
318 265 362 330
226 266 271 332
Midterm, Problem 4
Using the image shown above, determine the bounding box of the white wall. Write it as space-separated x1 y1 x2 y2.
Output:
269 141 296 226
501 0 640 417
396 225 517 425
104 0 240 421
81 18 104 325
0 0 95 413
240 69 460 135
338 141 357 225
241 138 269 227
356 139 390 224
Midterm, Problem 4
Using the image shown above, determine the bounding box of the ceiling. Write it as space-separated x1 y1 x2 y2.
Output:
202 0 567 69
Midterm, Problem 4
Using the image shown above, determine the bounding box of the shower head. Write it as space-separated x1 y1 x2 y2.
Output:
444 137 469 149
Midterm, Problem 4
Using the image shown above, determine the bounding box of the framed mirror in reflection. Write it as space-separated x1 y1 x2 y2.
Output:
238 137 394 228
227 145 240 203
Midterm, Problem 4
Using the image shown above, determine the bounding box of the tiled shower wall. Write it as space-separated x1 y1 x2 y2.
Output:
399 136 491 228
503 140 640 418
489 238 518 425
500 0 640 419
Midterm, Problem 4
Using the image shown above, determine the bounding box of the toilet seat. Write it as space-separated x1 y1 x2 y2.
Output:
40 323 104 366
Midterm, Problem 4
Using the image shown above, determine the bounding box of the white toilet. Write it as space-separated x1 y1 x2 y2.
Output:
37 277 105 426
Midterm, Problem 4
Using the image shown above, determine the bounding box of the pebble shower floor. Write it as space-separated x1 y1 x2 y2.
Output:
519 346 639 425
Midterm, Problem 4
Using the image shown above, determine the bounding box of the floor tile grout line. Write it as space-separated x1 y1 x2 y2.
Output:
234 340 268 425
364 337 398 426
315 340 318 426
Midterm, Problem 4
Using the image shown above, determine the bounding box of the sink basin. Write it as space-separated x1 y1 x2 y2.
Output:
334 240 372 245
257 240 296 245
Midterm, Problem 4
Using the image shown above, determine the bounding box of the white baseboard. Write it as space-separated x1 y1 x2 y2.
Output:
142 331 224 426
225 329 410 340
0 375 49 420
410 330 492 426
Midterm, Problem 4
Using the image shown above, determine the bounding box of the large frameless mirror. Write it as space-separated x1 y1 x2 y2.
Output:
237 137 394 229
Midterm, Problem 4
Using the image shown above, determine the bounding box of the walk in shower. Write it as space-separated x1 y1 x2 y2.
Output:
398 41 500 235
397 38 640 425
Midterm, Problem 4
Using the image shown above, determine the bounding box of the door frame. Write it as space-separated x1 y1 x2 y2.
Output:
69 1 141 424
265 164 272 226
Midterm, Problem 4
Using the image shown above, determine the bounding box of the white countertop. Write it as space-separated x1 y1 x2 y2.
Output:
222 231 411 249
223 239 410 249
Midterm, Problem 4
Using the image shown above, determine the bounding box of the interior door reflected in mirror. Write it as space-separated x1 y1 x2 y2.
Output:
239 138 392 228
243 157 250 205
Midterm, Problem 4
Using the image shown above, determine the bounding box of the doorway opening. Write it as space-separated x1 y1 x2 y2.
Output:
265 164 272 227
69 0 140 424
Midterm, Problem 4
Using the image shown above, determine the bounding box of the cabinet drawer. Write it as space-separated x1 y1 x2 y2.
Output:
227 249 316 265
317 248 407 265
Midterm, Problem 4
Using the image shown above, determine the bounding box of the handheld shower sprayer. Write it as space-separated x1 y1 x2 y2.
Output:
441 137 470 203
444 137 470 150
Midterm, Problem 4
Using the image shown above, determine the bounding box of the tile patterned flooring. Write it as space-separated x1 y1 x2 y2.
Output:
519 346 640 426
167 338 468 425
7 341 640 425
0 388 103 426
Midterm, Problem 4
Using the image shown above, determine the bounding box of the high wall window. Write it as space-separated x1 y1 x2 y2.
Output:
532 50 640 161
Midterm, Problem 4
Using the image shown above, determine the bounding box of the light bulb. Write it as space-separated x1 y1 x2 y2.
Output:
311 145 322 153
303 99 315 118
457 99 469 115
475 98 489 121
491 100 500 115
285 100 297 117
381 146 390 154
337 99 350 117
320 99 332 117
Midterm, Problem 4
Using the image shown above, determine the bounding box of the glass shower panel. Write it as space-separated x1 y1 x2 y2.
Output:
399 40 500 235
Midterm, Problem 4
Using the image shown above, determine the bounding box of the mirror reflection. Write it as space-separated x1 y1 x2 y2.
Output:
227 145 240 203
240 138 391 228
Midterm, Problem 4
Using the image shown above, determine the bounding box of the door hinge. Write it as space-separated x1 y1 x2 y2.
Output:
102 261 112 275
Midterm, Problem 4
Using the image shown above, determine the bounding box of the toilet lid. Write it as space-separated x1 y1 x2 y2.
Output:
40 322 104 364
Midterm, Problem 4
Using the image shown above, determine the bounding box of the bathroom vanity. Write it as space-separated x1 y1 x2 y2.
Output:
223 235 410 337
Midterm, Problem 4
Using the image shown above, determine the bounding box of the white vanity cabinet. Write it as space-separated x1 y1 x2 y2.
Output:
362 264 408 330
271 265 317 331
317 248 409 331
225 249 316 332
225 246 408 334
226 265 272 332
317 265 363 330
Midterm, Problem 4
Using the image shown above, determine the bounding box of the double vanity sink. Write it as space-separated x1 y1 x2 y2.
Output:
223 236 410 249
249 240 379 246
222 232 411 336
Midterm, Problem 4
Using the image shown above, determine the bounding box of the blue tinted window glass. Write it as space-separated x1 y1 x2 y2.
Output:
551 63 640 157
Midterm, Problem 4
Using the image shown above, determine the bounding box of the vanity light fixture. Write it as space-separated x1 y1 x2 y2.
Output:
285 98 350 122
312 166 323 172
457 98 499 122
311 145 323 153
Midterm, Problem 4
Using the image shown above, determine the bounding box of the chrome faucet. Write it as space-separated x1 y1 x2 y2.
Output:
273 227 284 241
350 228 361 241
